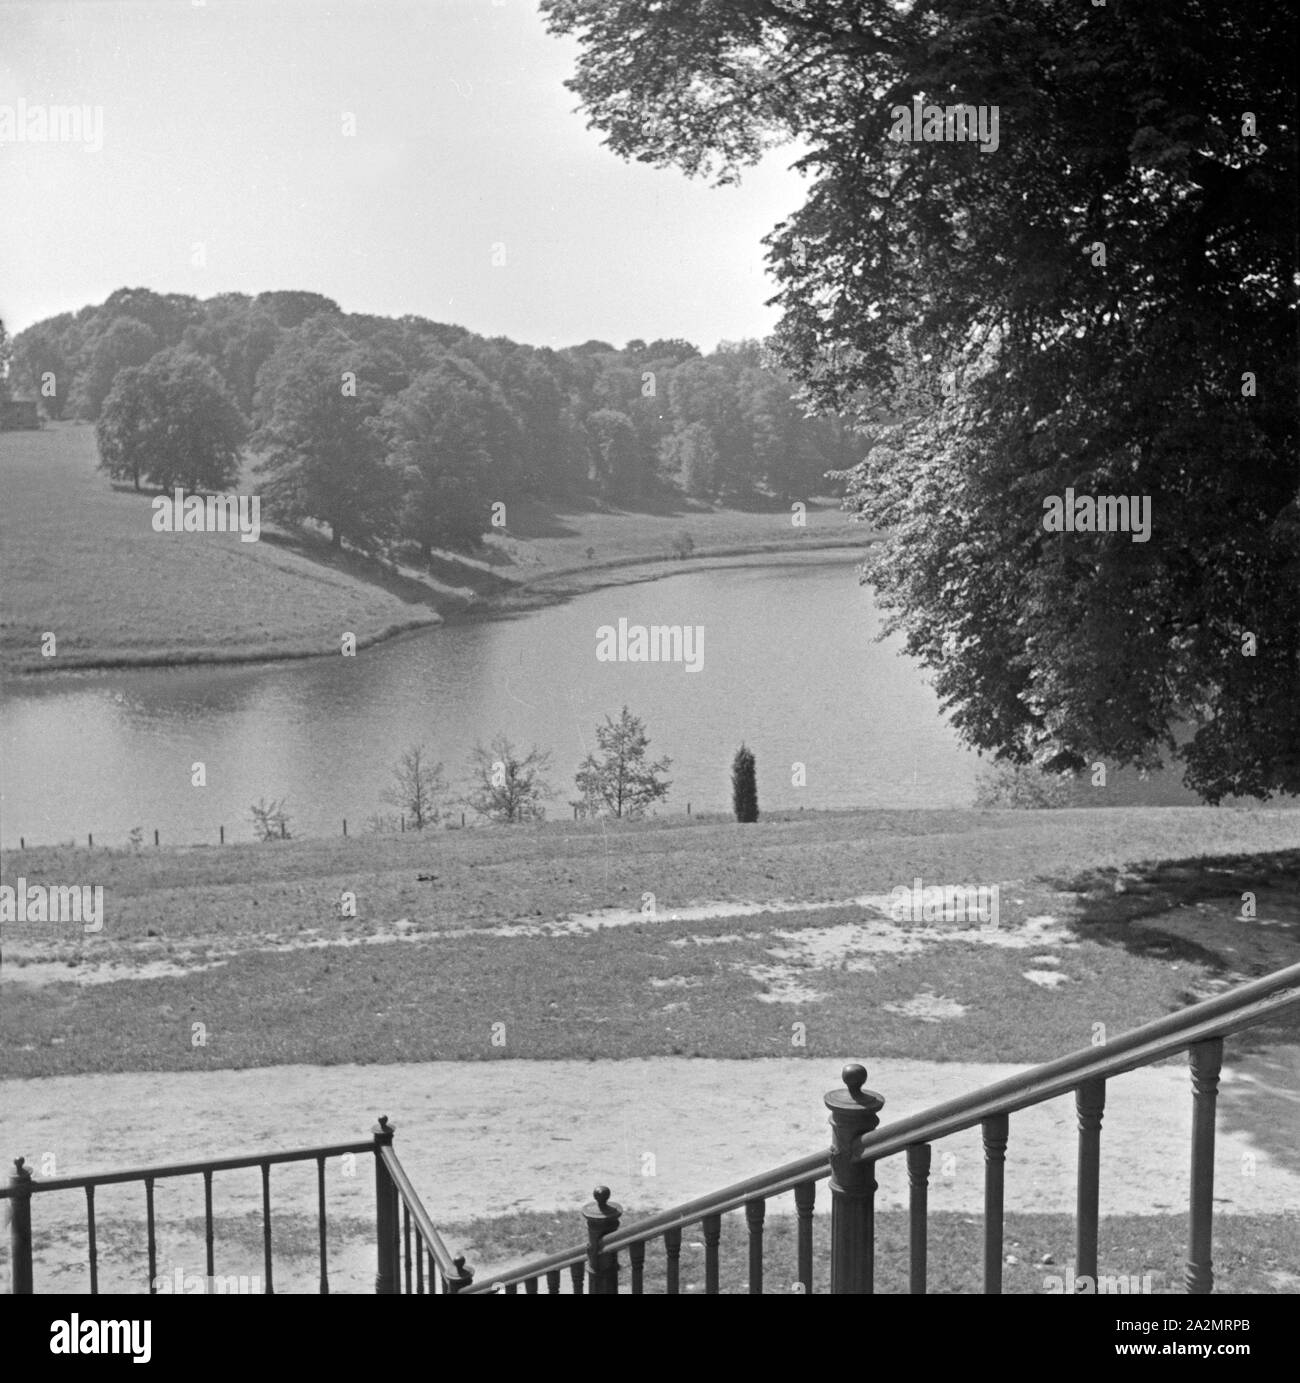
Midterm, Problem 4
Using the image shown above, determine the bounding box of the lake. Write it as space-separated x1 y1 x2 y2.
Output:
0 554 1213 848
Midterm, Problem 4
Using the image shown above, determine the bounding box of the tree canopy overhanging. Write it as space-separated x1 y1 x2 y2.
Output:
541 0 1300 802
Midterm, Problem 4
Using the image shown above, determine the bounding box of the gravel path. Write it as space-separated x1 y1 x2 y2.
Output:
3 1048 1295 1292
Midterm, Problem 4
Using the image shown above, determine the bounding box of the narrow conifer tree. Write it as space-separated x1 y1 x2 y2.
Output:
732 744 758 823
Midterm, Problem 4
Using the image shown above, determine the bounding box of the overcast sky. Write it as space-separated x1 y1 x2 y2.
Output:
1 0 808 350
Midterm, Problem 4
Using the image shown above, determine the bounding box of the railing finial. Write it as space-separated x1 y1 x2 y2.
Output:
13 1157 27 1176
593 1186 611 1212
842 1063 868 1099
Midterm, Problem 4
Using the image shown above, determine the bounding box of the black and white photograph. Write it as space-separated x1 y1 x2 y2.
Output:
1 0 1297 1344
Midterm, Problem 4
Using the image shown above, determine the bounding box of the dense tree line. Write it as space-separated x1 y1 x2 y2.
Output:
14 286 858 549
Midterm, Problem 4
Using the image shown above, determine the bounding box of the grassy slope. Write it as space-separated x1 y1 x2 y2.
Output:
0 424 442 673
2 807 1296 1076
0 424 871 675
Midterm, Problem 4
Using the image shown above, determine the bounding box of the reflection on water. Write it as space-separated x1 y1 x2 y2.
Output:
0 557 1215 847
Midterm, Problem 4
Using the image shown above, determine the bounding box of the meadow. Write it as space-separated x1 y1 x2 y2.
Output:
3 806 1296 1077
0 422 870 677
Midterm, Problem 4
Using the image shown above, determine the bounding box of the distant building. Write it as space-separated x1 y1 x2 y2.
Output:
1 398 41 430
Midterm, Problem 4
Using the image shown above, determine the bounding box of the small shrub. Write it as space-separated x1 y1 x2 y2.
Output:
732 744 759 822
973 763 1075 808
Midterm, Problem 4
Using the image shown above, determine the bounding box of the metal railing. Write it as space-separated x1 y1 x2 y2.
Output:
372 1117 474 1294
458 961 1300 1294
2 1123 389 1293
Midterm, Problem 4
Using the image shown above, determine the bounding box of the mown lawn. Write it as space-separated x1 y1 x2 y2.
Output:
3 808 1296 1076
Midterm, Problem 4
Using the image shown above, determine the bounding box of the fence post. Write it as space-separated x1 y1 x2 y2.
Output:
1186 1037 1223 1294
582 1186 623 1294
7 1157 34 1294
825 1063 884 1294
372 1116 400 1294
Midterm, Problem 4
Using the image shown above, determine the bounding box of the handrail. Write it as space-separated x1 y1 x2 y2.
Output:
0 1139 376 1198
464 962 1300 1291
378 1143 460 1278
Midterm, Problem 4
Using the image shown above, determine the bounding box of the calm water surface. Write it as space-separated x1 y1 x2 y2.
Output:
0 557 1206 847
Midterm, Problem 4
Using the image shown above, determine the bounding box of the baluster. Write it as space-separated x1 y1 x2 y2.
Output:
415 1229 424 1295
261 1161 274 1293
583 1186 622 1294
315 1156 329 1295
402 1203 412 1294
372 1116 399 1295
569 1260 584 1294
7 1159 34 1294
546 1268 561 1294
85 1184 98 1295
525 1276 538 1294
1075 1079 1105 1287
703 1213 722 1294
203 1169 215 1281
825 1063 884 1294
906 1143 931 1294
504 1282 518 1294
145 1177 157 1294
664 1227 682 1295
982 1113 1009 1294
794 1179 815 1294
630 1239 645 1295
745 1198 765 1294
1187 1038 1223 1294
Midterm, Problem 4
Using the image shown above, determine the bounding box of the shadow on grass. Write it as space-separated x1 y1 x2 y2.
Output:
1049 847 1300 1175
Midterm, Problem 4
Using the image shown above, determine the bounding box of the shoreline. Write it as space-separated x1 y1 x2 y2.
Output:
0 537 876 681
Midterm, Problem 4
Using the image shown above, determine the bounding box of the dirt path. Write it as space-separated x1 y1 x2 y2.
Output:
3 1049 1295 1292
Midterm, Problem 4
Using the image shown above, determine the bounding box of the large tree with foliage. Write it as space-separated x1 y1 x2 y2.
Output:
252 324 402 550
382 367 497 554
542 0 1300 801
97 350 246 492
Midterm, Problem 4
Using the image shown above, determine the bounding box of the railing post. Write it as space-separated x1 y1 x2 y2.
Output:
824 1063 884 1294
793 1179 815 1294
906 1143 931 1294
1075 1078 1106 1286
372 1116 399 1294
582 1187 622 1294
1186 1037 1223 1295
445 1253 474 1294
982 1113 1009 1294
7 1158 34 1294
